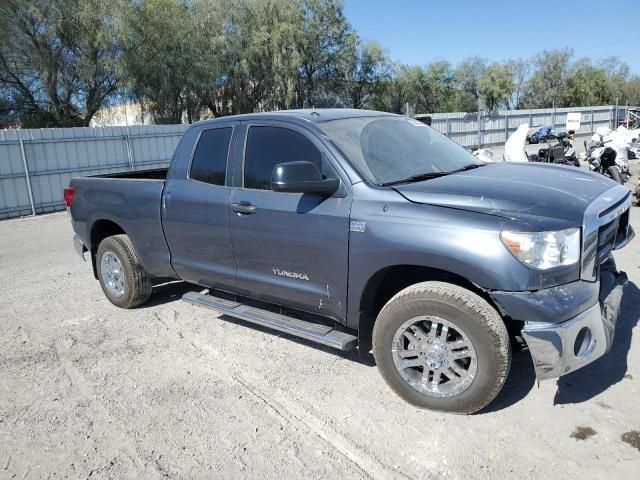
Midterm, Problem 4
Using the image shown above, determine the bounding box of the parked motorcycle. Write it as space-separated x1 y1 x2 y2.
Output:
527 131 579 166
584 140 629 184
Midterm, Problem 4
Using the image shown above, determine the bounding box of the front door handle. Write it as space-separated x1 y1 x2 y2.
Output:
231 202 257 215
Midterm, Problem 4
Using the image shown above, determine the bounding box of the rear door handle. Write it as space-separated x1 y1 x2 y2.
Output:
231 202 257 215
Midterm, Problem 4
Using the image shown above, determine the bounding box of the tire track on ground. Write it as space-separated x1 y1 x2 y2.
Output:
54 336 161 480
157 307 413 480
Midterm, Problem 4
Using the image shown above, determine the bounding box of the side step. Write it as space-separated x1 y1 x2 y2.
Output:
182 291 358 351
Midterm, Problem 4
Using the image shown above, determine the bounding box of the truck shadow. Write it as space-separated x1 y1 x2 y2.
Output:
552 280 640 405
217 313 377 367
141 280 639 406
142 281 203 308
142 281 378 366
479 346 536 414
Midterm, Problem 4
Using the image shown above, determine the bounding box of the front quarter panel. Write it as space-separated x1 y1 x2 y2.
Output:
346 185 578 328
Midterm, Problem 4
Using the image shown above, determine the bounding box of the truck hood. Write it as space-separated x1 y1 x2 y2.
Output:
392 162 617 225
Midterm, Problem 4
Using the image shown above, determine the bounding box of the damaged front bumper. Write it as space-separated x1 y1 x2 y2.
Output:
492 260 627 380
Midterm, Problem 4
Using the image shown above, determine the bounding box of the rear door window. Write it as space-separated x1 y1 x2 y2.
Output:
190 127 233 186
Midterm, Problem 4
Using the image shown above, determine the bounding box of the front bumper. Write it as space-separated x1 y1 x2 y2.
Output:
519 261 626 380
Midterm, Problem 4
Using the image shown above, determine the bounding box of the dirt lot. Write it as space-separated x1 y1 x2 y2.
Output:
1 205 639 478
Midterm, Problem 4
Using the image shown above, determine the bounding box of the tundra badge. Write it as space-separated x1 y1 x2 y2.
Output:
273 268 310 281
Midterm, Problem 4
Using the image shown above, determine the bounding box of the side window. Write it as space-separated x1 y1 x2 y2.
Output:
244 126 322 190
190 127 233 186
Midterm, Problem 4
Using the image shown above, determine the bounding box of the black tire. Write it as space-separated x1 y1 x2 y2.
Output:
373 282 511 414
607 166 623 184
96 234 152 308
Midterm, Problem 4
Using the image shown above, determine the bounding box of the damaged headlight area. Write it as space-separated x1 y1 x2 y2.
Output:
500 228 580 270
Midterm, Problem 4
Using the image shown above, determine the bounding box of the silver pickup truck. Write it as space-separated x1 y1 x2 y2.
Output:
66 109 634 413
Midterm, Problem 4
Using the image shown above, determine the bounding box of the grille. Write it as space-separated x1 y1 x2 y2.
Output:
581 188 632 281
596 218 618 262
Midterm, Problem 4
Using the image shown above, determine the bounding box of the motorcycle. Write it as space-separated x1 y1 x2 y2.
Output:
530 131 580 167
584 140 629 184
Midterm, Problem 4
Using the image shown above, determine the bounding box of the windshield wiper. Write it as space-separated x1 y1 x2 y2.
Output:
380 163 485 186
380 172 450 186
452 163 486 172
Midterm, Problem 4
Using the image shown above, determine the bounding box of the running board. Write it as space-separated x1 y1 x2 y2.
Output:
182 291 358 351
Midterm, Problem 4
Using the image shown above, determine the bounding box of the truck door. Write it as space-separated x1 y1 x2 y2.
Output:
229 123 351 322
163 125 237 289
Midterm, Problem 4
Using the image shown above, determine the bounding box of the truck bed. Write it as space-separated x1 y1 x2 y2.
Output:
69 170 174 278
91 168 168 180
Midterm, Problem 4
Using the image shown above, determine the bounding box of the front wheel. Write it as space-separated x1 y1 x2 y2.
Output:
96 234 152 308
373 282 511 414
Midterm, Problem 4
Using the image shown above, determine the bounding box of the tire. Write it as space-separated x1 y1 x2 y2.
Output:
607 166 623 184
96 234 152 309
373 282 511 414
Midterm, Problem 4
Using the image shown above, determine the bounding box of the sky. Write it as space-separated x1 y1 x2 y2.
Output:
343 0 640 73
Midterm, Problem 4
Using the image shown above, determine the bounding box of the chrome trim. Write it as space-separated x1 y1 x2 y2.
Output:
73 235 86 261
182 291 358 351
614 224 635 250
522 266 626 380
391 316 478 398
581 186 631 281
522 303 606 380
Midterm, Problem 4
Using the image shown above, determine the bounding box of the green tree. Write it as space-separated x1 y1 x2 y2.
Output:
374 62 455 115
622 76 640 106
598 56 630 101
338 40 390 108
294 0 356 108
479 64 514 111
454 57 486 105
121 0 197 123
506 58 530 109
0 0 123 127
522 48 573 108
221 0 302 114
566 60 613 107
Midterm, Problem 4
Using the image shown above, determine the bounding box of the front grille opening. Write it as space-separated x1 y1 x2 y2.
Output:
596 219 619 262
617 208 630 238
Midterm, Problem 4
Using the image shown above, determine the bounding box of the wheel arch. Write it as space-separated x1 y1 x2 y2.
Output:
357 264 507 353
89 219 127 278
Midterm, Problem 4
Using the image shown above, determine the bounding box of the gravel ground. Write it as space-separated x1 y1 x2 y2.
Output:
1 184 640 479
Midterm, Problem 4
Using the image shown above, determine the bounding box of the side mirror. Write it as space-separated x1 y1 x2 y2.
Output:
271 161 339 195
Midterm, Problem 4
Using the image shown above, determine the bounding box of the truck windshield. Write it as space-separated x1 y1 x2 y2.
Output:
317 116 482 186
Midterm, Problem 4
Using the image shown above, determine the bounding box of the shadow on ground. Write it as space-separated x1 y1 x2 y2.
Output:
142 281 203 308
553 281 640 405
480 346 536 414
139 279 640 406
141 281 377 366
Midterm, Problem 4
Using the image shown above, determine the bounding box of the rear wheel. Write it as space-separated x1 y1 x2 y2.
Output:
373 282 511 414
96 234 152 308
607 166 623 184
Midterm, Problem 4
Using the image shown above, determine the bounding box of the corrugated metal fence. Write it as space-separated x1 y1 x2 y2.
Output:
0 124 188 220
423 105 615 147
0 105 617 220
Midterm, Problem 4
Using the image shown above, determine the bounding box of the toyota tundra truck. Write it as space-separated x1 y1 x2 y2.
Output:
66 109 634 413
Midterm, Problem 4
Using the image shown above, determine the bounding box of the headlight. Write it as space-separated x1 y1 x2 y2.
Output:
500 228 580 269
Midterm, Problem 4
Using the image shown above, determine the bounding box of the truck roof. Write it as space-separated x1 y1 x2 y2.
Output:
191 108 397 127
